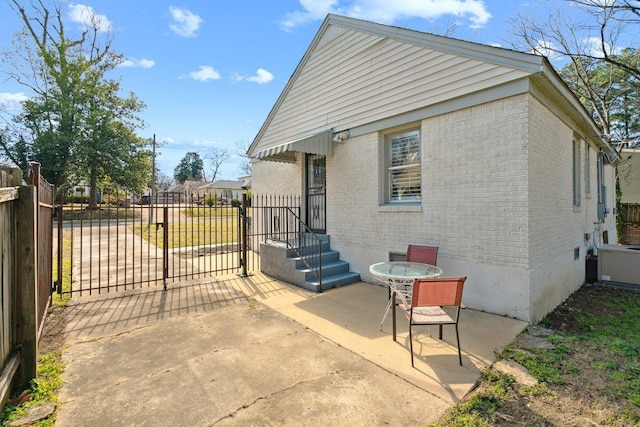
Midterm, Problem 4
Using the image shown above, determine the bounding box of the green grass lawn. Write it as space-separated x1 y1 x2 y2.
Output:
182 206 241 218
430 283 640 426
131 218 240 249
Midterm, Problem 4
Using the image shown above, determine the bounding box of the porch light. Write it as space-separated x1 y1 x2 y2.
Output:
332 129 350 143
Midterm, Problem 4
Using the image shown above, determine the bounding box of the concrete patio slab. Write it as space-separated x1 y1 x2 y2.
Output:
50 273 527 426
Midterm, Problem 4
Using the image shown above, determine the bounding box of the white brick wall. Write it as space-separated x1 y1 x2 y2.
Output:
252 92 618 323
252 157 303 196
328 96 530 265
324 96 535 320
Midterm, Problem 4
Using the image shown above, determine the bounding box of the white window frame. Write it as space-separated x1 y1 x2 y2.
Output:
384 128 421 204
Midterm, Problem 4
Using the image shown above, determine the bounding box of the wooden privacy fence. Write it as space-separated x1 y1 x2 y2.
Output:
620 203 640 245
27 164 54 334
0 163 54 410
620 203 640 224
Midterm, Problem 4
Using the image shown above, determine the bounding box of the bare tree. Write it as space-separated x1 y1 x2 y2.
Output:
235 138 252 176
512 0 639 80
511 0 639 146
156 171 174 191
204 148 229 182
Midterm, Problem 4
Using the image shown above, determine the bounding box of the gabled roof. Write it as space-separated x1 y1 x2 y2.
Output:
211 180 247 190
248 14 613 157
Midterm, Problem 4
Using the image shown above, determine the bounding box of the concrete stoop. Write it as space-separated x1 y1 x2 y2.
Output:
259 235 360 292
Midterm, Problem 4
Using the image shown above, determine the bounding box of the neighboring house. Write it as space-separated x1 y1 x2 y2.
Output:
188 179 250 204
157 182 187 204
208 179 250 203
247 14 618 324
153 180 204 204
69 181 102 203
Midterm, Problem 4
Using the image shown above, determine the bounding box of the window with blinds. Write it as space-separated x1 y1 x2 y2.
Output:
386 129 421 203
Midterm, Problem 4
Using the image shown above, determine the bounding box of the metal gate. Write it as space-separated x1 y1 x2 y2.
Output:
56 194 257 297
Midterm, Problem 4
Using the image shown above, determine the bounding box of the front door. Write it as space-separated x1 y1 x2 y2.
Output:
305 154 326 234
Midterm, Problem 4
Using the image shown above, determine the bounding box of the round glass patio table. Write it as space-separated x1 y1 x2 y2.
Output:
370 261 443 329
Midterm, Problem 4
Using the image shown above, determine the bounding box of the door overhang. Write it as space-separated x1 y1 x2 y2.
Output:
254 129 333 163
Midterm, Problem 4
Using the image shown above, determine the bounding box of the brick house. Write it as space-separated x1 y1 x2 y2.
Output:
247 14 618 324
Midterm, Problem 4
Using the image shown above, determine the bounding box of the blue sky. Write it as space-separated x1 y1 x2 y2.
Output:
0 0 562 181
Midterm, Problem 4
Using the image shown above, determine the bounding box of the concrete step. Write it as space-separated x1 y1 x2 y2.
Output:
292 250 340 269
306 271 362 292
298 260 350 281
260 234 359 293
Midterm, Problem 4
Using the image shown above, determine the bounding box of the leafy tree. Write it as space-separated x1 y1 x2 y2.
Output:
558 49 640 147
0 0 151 206
0 130 30 172
174 151 204 183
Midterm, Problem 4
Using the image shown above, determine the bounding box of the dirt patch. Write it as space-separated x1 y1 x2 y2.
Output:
38 305 72 356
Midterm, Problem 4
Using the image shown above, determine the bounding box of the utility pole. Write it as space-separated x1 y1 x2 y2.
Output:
150 134 156 225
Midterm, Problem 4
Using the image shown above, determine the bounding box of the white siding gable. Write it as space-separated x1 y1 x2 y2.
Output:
251 20 533 154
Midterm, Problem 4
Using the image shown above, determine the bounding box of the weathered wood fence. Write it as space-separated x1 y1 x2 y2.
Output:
620 203 640 245
620 203 640 224
0 163 54 409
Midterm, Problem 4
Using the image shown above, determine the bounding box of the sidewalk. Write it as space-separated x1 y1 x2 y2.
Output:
51 273 527 426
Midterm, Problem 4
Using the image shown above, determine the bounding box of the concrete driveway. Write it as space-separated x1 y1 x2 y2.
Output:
48 273 527 426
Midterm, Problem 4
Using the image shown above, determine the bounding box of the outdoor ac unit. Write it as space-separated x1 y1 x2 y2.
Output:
597 244 640 286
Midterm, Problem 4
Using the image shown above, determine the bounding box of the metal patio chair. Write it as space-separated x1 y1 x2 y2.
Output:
392 277 467 367
406 244 438 266
380 245 441 330
391 244 440 307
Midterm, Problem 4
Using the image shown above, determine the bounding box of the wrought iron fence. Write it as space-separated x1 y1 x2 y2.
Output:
56 193 252 296
250 194 323 290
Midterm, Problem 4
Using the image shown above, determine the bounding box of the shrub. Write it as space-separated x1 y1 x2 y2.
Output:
204 194 216 207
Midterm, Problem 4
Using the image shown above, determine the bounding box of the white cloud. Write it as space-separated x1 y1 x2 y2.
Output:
68 4 113 33
235 68 274 84
584 36 621 58
280 0 491 31
191 139 220 148
189 65 221 81
531 40 563 62
119 58 156 68
0 92 29 109
169 6 203 38
248 69 274 84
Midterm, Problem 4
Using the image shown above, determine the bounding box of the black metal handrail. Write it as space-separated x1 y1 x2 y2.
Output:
261 205 323 290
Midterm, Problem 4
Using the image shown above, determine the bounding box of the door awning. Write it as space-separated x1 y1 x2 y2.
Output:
254 129 333 163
